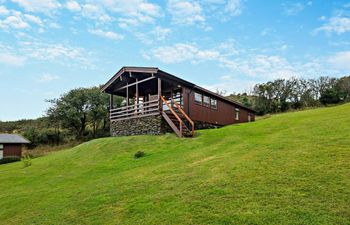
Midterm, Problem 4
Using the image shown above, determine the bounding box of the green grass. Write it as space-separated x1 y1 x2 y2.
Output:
1 104 350 225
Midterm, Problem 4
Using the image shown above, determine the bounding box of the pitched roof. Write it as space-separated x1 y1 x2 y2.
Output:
0 134 30 144
101 66 256 113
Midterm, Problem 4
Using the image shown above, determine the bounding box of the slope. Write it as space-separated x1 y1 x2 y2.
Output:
0 104 349 224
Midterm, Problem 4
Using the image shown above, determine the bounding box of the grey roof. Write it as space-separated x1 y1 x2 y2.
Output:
0 134 30 144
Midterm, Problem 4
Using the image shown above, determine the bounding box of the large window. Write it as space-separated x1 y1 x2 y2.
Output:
211 98 217 109
235 108 240 120
203 95 210 107
194 92 202 105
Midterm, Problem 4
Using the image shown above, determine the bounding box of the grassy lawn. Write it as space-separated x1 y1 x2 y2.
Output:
0 104 349 224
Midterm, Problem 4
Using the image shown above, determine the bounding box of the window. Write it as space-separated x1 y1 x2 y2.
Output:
211 98 217 109
203 95 210 107
0 144 3 159
248 114 251 122
194 92 202 105
235 108 240 120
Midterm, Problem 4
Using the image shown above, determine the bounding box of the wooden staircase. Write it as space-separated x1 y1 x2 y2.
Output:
160 96 195 137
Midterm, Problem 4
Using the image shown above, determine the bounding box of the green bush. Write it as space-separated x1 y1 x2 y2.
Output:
134 151 145 159
0 156 21 164
21 155 32 168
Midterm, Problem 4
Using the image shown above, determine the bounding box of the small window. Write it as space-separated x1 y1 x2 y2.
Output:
235 108 240 120
211 98 217 109
0 144 3 150
194 92 202 105
248 114 251 122
203 95 210 107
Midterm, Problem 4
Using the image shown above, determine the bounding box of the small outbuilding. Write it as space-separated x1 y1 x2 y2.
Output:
0 134 30 159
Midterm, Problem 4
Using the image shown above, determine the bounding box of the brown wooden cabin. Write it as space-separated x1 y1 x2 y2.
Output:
101 67 256 137
0 134 30 159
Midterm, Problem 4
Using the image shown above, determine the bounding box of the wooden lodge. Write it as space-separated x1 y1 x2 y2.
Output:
101 67 256 137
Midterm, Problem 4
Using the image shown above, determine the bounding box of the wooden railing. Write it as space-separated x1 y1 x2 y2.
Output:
110 99 159 121
160 95 184 137
170 97 195 136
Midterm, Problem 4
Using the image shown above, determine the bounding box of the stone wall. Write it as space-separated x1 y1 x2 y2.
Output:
111 115 172 136
194 121 222 130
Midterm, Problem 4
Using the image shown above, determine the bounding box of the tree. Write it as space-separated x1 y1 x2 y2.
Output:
320 88 341 105
46 86 124 140
48 88 92 139
86 87 108 137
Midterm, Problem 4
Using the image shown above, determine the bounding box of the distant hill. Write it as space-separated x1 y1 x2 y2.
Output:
0 104 349 224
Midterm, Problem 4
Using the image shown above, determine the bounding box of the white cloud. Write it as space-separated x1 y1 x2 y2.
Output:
11 0 61 13
49 22 60 29
0 52 26 66
118 17 140 29
328 51 350 70
37 73 60 82
0 5 10 16
88 29 124 41
219 55 298 79
283 2 305 16
97 0 161 28
81 4 112 23
151 26 171 41
202 76 256 93
0 13 30 29
18 41 94 68
314 16 350 34
66 1 81 12
145 43 220 64
0 9 47 30
136 26 171 44
24 14 43 27
225 0 243 16
167 0 205 25
260 27 275 36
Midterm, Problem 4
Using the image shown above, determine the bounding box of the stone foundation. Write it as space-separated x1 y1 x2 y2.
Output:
111 115 172 136
110 115 222 136
194 121 222 130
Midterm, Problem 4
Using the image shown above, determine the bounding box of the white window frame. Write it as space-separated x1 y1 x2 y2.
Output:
194 92 202 105
203 95 210 107
211 98 217 110
0 144 3 159
235 108 240 120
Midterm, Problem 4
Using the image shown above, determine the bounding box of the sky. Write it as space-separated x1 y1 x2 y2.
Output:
0 0 350 121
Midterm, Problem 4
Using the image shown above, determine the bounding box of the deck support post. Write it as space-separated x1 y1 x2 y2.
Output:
136 78 139 105
126 82 129 106
158 78 161 111
109 94 114 110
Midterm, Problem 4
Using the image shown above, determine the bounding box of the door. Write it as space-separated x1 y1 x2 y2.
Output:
0 144 3 159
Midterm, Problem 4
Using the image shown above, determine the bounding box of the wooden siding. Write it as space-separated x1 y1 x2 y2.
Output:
3 144 22 158
183 88 255 126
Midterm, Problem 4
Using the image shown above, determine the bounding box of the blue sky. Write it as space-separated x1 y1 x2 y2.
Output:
0 0 350 121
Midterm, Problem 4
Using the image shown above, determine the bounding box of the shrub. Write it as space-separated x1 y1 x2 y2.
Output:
0 156 21 165
134 151 145 159
21 155 32 168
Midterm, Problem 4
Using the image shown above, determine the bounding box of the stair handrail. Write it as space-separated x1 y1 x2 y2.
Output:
160 95 183 135
170 97 195 136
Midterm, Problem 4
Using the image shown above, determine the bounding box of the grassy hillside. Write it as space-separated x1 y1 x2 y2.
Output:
1 104 349 225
